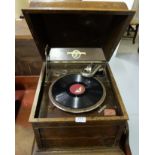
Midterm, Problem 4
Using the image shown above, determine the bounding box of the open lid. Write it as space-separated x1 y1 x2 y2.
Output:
23 1 134 61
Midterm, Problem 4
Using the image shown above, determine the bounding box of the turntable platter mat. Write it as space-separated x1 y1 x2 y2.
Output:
49 74 106 113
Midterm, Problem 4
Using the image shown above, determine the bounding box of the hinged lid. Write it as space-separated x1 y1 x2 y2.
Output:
23 1 134 61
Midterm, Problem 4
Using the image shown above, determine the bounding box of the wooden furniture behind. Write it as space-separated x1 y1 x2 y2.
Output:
123 0 139 44
123 19 139 44
15 19 42 75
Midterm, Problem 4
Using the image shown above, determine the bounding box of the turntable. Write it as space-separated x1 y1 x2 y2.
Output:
23 1 134 154
49 73 106 113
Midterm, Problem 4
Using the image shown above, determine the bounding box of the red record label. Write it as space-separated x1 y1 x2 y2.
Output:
69 84 85 95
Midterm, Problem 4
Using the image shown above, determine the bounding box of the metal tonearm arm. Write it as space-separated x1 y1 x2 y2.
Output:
81 64 102 77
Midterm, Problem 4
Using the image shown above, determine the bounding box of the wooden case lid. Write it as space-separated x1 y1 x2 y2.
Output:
23 1 135 61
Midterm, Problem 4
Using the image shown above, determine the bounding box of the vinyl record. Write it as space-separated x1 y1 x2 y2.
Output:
49 74 106 113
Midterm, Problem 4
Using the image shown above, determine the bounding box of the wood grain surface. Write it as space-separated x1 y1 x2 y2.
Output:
15 19 42 75
23 1 134 61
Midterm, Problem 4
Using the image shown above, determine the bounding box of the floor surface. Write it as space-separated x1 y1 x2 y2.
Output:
15 89 36 155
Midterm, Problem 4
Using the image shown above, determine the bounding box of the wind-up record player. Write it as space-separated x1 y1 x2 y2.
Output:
23 1 134 155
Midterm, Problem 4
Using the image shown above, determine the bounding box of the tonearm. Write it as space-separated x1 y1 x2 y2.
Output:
81 64 103 77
